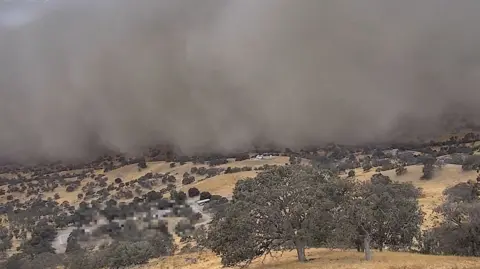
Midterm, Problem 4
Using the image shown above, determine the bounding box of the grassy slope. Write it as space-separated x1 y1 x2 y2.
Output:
0 156 289 205
142 249 480 269
144 164 479 269
2 157 479 268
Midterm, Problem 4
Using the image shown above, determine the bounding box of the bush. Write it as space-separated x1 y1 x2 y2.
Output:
234 153 250 161
107 241 155 268
197 167 207 176
145 191 163 202
421 163 434 180
148 232 175 257
137 158 147 169
362 163 372 172
347 170 355 177
182 176 195 185
169 162 176 168
462 155 480 171
188 187 200 198
206 168 222 178
157 199 172 210
199 191 212 200
175 221 195 237
66 185 77 192
209 158 228 166
190 167 198 174
19 251 63 269
175 191 187 204
114 178 122 184
395 165 408 176
0 226 12 252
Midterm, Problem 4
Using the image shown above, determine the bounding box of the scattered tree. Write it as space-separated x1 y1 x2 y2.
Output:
207 165 353 266
334 173 423 260
188 187 200 198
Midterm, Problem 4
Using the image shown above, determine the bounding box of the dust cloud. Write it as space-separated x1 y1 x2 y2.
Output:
1 0 480 161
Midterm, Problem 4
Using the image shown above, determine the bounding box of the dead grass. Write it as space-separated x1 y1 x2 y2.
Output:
142 249 480 269
180 171 258 197
0 156 289 205
353 164 477 228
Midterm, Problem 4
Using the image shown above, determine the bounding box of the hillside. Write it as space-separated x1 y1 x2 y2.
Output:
141 249 480 269
2 137 480 269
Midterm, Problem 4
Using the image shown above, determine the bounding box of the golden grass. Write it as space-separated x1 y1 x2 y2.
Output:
0 156 289 204
180 171 258 197
141 249 480 269
353 164 477 228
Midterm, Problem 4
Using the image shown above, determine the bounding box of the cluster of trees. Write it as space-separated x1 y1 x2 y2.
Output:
420 180 480 256
3 225 174 269
202 165 423 266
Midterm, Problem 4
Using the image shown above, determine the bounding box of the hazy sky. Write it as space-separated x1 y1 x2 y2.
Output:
1 0 480 161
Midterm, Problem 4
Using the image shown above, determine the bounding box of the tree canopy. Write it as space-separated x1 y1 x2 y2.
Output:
206 166 424 266
207 165 355 266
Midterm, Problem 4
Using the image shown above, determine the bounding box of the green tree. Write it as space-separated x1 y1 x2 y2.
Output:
207 165 354 266
421 181 480 256
0 226 12 254
335 173 423 261
107 241 155 269
20 222 57 257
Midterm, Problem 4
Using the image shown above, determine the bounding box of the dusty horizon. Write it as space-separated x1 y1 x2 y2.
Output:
1 0 480 161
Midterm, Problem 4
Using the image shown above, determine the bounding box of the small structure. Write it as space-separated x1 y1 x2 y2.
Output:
197 199 210 206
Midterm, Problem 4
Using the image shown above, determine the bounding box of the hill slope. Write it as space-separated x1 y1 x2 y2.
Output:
141 249 480 269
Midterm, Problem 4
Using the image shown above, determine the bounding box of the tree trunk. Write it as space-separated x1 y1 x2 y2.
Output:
378 242 384 252
295 240 307 262
355 238 363 252
364 234 372 261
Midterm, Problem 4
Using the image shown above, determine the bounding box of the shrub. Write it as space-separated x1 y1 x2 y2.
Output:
188 187 200 198
421 163 434 180
206 168 222 178
182 176 195 185
190 167 198 174
234 153 250 162
107 241 155 268
20 251 63 269
169 162 176 168
137 158 147 169
209 158 228 166
395 165 408 176
462 155 480 171
175 191 187 204
66 185 77 192
145 191 162 202
114 178 122 184
197 167 207 176
347 170 355 177
199 191 212 200
175 221 195 237
362 163 372 172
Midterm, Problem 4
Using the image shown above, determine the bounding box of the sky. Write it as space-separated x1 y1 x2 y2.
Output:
1 0 480 161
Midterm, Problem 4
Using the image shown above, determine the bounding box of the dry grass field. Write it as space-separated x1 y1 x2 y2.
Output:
2 155 479 268
141 249 480 269
353 164 477 228
0 156 290 205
